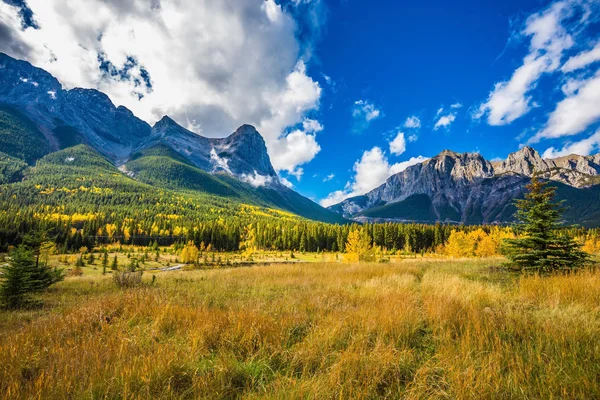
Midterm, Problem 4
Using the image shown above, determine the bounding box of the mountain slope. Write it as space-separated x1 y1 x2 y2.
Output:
124 152 346 224
0 52 343 224
0 103 51 163
0 53 151 160
331 147 600 226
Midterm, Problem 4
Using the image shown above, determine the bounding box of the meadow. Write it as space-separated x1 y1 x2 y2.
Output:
1 256 599 399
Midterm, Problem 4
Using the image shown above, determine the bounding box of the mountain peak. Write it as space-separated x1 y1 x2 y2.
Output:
513 145 540 159
230 124 261 139
154 115 179 129
437 149 460 157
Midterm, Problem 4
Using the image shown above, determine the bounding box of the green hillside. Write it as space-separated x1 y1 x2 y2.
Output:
0 103 52 163
129 144 192 165
126 155 240 198
0 151 28 184
126 152 347 224
358 194 438 221
0 145 350 251
215 174 347 224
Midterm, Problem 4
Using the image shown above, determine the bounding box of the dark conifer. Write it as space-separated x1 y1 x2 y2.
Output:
502 172 589 273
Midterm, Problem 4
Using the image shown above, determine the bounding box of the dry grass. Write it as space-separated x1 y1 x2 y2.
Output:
0 259 598 399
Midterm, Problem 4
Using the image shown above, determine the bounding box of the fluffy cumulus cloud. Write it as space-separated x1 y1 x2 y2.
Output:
352 99 382 133
434 113 456 130
319 147 428 207
403 116 421 129
0 0 326 175
389 131 406 155
476 0 587 126
542 129 600 159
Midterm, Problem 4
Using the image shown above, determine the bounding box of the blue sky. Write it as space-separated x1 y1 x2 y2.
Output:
295 0 600 205
1 0 599 206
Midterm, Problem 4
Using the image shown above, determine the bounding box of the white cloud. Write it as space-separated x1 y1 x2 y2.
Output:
434 113 456 130
319 190 349 208
352 99 382 133
287 167 304 180
319 147 428 207
323 173 335 182
476 0 583 126
302 118 324 134
269 126 321 175
241 171 273 188
450 102 463 109
389 131 406 155
561 76 587 96
279 176 294 188
541 129 600 158
531 70 600 142
561 42 600 73
436 107 444 116
403 116 421 129
0 0 325 174
209 148 232 174
389 156 429 175
408 133 418 142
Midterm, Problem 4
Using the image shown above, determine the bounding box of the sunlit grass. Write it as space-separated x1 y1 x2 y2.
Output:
1 259 598 399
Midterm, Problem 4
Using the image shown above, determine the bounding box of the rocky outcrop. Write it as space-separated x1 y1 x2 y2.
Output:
330 146 600 223
146 117 278 184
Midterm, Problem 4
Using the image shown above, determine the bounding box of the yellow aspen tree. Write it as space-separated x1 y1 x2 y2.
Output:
345 229 373 263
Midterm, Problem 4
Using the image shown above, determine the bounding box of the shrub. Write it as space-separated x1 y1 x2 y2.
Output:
113 271 143 288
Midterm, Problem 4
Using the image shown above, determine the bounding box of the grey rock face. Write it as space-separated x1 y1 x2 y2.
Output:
145 117 278 182
331 145 600 222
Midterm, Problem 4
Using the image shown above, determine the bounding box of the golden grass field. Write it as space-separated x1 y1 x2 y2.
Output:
1 257 599 399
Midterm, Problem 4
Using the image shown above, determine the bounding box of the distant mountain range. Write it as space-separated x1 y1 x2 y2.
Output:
0 52 344 224
2 52 600 227
328 147 600 226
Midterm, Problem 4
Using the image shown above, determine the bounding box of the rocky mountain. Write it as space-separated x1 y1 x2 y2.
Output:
0 53 152 158
329 146 600 225
0 52 344 223
147 116 278 184
0 52 279 184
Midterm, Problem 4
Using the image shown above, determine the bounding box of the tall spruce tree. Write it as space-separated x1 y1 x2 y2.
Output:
502 172 589 273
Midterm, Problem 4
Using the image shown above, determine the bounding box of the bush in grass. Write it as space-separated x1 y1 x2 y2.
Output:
112 271 144 288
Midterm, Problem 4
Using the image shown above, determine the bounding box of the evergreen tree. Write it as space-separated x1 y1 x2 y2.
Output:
102 251 108 275
502 173 589 273
0 246 33 308
0 245 64 309
111 254 118 271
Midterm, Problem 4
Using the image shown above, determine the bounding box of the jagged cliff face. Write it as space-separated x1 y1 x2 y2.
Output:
148 117 278 183
0 52 280 186
331 146 600 223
